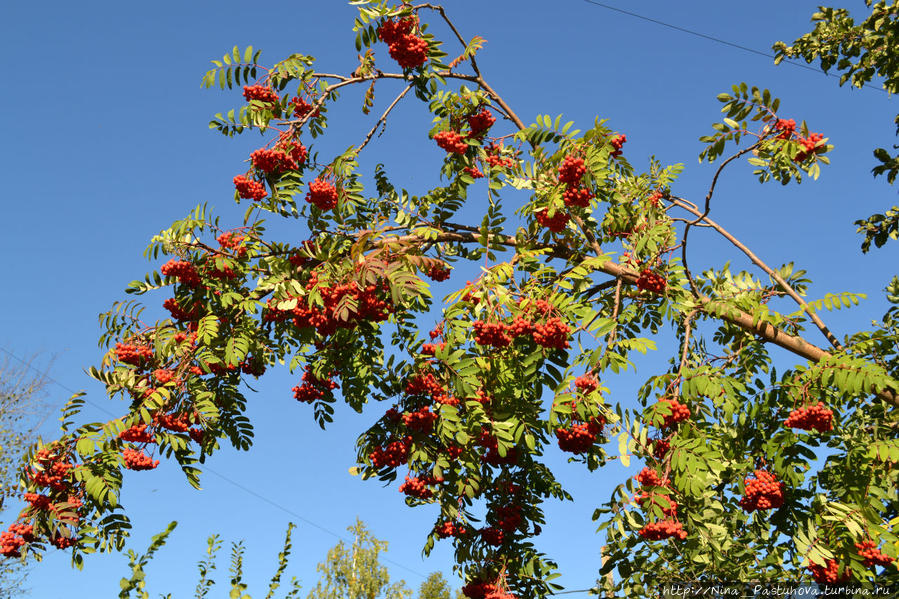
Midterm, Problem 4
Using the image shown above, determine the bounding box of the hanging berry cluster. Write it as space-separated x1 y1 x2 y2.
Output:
376 16 429 69
785 401 833 433
233 175 268 200
370 436 412 469
739 470 784 512
855 540 896 569
635 269 667 294
122 447 160 471
434 130 469 154
0 523 35 558
305 178 339 211
242 84 280 106
808 558 850 585
558 155 594 208
655 397 690 428
292 366 340 404
472 300 572 351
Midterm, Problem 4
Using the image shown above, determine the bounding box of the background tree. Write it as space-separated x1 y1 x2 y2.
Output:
416 572 458 599
774 0 899 252
0 358 49 599
308 519 410 599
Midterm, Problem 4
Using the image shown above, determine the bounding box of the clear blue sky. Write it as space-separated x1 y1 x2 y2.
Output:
0 1 894 596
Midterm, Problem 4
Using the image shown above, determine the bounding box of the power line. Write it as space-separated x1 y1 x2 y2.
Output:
581 0 889 94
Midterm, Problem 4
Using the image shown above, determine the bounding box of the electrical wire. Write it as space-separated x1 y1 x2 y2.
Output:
581 0 889 94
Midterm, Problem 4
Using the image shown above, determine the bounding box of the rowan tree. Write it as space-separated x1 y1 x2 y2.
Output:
5 1 899 596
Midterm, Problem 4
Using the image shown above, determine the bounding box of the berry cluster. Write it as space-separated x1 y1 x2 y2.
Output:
794 132 825 162
473 320 513 348
122 448 159 471
480 526 504 546
399 475 438 499
636 269 667 294
402 406 439 434
292 367 339 403
25 447 75 493
464 166 484 179
574 374 599 394
808 559 850 585
785 402 833 433
855 540 896 568
233 175 267 200
156 412 193 433
433 130 468 154
652 439 671 458
610 134 626 157
217 232 247 256
558 155 594 207
290 95 318 118
115 343 154 367
163 297 200 322
161 259 202 287
275 132 308 166
639 520 687 541
462 582 500 599
535 208 569 232
305 178 339 211
377 17 429 69
370 437 412 469
23 492 51 510
739 470 784 512
555 418 604 454
657 398 690 428
562 186 594 208
491 505 524 532
773 118 796 140
473 315 571 350
0 523 34 558
467 109 496 137
154 368 175 384
426 264 451 281
264 275 393 337
119 424 155 444
435 520 467 538
243 85 280 105
250 148 301 175
635 467 670 488
478 430 518 466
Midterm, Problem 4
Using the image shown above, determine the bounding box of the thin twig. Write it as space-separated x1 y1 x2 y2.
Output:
356 83 414 153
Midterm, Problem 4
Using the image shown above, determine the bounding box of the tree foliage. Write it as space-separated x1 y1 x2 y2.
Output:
774 0 899 252
5 1 899 596
308 519 410 599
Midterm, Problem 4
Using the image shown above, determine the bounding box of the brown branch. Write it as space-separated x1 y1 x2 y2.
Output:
670 196 845 352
